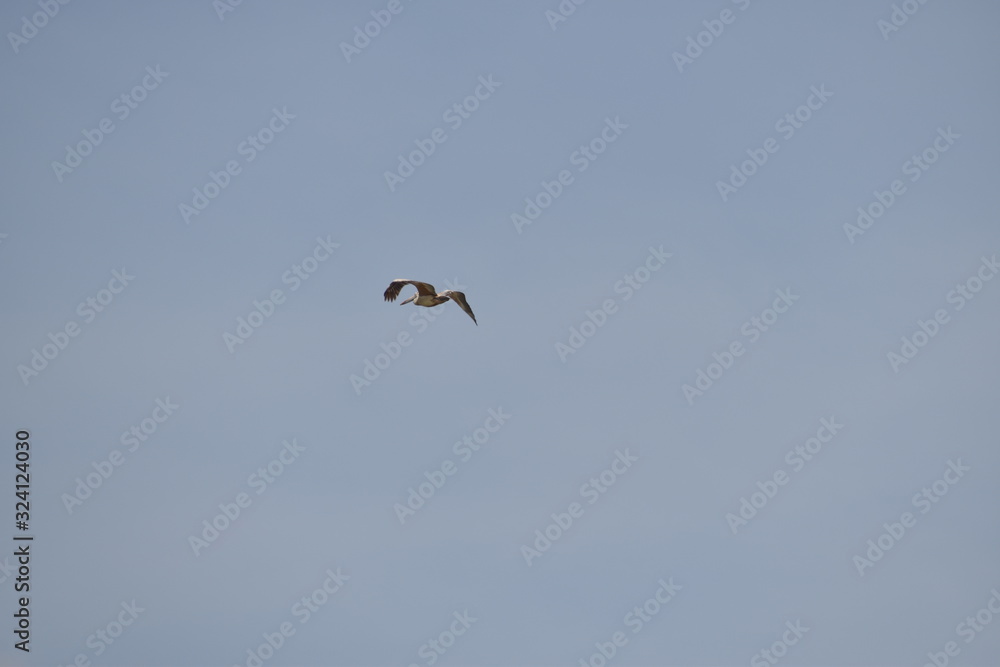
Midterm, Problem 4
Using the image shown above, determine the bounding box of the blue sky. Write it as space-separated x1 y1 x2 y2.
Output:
2 1 999 665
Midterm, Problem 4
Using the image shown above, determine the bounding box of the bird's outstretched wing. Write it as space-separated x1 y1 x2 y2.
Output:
441 290 477 325
383 279 437 302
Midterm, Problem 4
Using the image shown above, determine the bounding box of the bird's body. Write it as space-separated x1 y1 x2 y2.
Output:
409 293 449 307
383 279 477 325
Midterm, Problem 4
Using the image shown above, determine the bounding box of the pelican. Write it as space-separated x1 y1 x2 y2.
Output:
383 279 477 325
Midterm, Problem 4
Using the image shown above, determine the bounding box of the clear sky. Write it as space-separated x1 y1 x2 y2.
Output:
2 1 999 665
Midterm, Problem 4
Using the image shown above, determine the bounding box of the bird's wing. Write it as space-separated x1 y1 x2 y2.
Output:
384 279 437 302
443 290 477 325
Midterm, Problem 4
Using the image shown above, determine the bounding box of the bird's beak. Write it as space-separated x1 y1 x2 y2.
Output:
401 295 415 305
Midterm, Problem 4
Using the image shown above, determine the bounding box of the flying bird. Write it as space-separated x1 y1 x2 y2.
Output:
383 279 477 325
